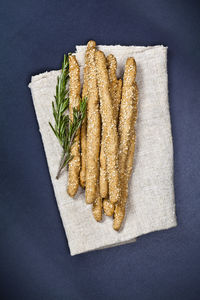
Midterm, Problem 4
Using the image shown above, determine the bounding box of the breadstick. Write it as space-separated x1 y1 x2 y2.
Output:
126 132 136 179
99 143 108 198
110 130 135 214
85 41 101 204
80 53 89 188
103 118 134 218
113 58 138 231
126 83 138 180
107 54 122 123
92 185 102 222
103 57 122 216
95 50 120 205
115 79 123 122
102 199 115 217
67 55 81 197
99 55 119 199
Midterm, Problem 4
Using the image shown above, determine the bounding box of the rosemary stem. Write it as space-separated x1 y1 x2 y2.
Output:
56 151 67 179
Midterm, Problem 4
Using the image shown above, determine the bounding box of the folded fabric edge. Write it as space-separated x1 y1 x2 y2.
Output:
28 70 61 88
76 44 168 53
70 221 177 256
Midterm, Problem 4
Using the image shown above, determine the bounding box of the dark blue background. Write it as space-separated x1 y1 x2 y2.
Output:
1 0 200 299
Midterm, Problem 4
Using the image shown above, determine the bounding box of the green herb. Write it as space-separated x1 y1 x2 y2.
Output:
49 54 87 179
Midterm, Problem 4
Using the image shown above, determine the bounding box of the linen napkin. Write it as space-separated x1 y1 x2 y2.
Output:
29 45 177 256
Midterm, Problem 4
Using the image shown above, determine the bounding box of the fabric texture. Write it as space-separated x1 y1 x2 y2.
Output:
29 45 177 256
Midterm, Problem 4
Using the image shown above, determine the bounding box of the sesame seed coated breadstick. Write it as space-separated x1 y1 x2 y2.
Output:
99 142 108 198
92 185 102 222
100 55 122 201
80 106 87 188
67 55 81 197
113 58 138 230
85 41 101 205
109 95 137 222
103 56 122 216
107 54 122 123
102 199 115 217
80 52 89 188
115 79 123 121
118 58 137 169
126 132 136 178
95 50 120 205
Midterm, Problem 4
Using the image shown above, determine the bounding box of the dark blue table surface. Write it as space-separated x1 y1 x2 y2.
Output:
1 0 200 299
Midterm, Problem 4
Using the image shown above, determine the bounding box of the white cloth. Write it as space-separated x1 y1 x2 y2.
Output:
29 45 177 256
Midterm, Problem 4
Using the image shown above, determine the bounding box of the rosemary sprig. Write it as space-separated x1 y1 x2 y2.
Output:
49 54 87 179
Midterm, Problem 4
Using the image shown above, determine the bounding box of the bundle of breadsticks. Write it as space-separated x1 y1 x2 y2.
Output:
67 40 138 231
